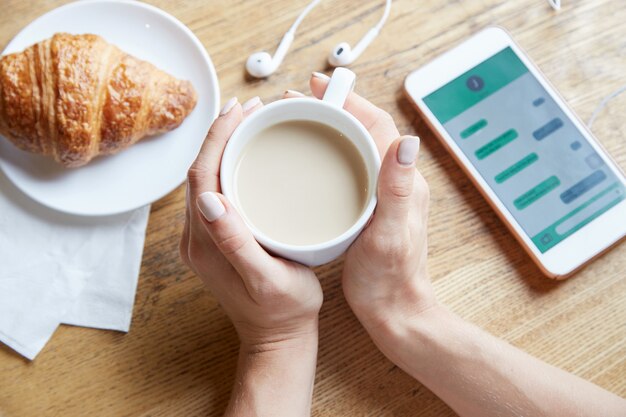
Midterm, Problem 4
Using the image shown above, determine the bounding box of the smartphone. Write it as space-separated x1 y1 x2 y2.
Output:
404 26 626 278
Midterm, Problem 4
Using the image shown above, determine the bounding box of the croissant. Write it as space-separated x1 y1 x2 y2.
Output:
0 33 197 167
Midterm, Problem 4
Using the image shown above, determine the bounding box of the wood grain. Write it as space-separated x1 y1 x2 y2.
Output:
1 1 625 416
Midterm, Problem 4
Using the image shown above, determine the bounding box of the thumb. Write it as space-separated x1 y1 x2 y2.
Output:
371 136 420 232
195 191 273 281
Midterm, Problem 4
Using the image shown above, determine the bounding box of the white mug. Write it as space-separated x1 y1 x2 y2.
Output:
220 68 381 266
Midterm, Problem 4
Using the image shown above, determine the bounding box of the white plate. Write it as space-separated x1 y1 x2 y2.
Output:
0 0 220 216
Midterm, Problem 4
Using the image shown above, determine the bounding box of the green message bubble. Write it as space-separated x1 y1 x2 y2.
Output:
475 129 518 160
514 175 560 210
461 119 488 139
495 153 539 184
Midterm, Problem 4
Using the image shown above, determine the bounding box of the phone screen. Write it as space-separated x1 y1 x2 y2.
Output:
423 47 625 253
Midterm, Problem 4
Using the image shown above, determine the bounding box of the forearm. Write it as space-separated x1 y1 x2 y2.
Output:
224 331 318 417
370 305 626 417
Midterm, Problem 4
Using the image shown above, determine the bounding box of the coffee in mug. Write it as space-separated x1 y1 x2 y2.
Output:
234 120 369 246
220 68 380 266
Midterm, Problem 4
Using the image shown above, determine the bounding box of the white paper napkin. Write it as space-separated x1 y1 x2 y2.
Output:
0 262 87 360
0 169 150 360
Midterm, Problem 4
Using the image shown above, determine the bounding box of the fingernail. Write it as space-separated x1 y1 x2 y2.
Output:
312 71 330 81
285 89 305 97
397 136 420 166
220 97 238 116
242 96 261 112
196 192 226 222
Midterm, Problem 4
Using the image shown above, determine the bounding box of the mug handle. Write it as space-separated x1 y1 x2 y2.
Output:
322 67 356 108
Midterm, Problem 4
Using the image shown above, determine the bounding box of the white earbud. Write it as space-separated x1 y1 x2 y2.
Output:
328 0 391 67
246 32 294 78
246 0 321 78
328 28 379 67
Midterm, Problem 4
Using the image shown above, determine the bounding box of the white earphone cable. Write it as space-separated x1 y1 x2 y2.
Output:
289 0 391 34
587 84 626 129
288 0 322 35
375 0 393 32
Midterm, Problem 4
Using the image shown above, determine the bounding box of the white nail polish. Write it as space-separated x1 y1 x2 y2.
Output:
285 89 305 97
397 136 421 166
197 192 226 222
220 97 238 116
242 96 261 112
312 71 330 81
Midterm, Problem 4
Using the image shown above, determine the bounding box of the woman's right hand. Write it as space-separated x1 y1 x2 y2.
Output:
341 135 436 335
307 74 437 338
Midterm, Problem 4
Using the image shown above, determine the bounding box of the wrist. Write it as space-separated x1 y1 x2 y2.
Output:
362 299 444 344
377 302 449 343
240 326 318 356
238 318 319 356
356 297 453 367
349 277 438 337
227 323 318 417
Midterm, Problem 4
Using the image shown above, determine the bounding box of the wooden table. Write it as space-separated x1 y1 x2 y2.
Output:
1 0 625 415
